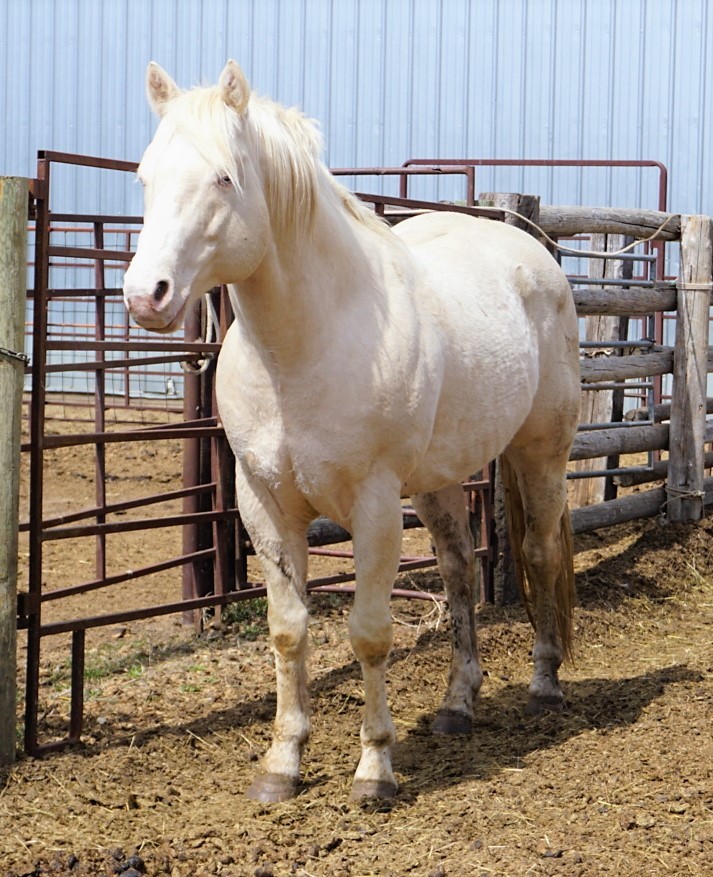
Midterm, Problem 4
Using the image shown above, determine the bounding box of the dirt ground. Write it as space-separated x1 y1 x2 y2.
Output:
1 413 712 877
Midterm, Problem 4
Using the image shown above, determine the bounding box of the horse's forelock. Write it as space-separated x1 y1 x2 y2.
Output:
163 87 244 187
164 85 321 238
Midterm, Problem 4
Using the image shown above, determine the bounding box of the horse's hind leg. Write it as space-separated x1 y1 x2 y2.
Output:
502 445 575 714
412 484 483 734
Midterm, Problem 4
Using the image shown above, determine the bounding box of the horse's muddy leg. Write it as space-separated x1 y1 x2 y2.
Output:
235 470 311 803
348 475 403 800
412 485 483 735
247 549 310 802
503 447 575 715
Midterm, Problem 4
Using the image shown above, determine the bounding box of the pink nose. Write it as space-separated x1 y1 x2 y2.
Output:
123 278 174 328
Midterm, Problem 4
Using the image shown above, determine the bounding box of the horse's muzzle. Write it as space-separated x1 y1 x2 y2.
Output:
123 275 183 332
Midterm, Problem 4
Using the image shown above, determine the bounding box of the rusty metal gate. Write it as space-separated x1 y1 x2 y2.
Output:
17 152 499 756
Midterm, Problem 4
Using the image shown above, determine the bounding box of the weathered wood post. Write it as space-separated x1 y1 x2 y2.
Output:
0 177 28 765
667 215 713 522
478 192 543 604
572 234 632 506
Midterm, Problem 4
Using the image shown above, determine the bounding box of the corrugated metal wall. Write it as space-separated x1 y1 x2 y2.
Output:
2 0 712 216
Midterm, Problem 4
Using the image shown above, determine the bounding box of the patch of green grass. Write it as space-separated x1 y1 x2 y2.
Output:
43 638 176 690
181 665 218 690
222 597 269 640
180 683 201 693
83 647 147 683
311 591 351 612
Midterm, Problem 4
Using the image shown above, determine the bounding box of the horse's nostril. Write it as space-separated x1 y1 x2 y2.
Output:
153 279 170 303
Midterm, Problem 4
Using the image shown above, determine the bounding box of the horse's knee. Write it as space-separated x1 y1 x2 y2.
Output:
348 611 393 666
268 601 308 661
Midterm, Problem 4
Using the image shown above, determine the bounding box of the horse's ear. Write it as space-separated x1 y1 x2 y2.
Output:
146 62 181 118
219 60 251 114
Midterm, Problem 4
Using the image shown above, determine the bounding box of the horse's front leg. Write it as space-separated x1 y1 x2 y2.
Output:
235 467 312 803
348 473 403 800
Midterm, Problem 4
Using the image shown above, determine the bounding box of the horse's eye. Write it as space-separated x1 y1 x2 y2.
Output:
217 175 233 188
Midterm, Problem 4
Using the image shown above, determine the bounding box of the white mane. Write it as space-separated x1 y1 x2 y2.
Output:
163 85 387 240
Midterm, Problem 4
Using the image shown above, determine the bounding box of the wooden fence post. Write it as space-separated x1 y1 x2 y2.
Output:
0 177 28 765
667 215 713 522
572 234 632 506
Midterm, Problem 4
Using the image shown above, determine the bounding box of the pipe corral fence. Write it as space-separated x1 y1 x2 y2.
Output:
2 151 712 760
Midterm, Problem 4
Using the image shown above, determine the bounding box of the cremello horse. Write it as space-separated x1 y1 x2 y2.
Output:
123 61 581 802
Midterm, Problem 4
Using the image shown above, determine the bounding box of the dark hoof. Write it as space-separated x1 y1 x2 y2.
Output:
431 710 473 735
526 694 566 716
350 779 398 801
246 773 299 803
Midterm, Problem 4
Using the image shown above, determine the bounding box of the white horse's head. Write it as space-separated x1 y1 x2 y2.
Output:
123 60 274 333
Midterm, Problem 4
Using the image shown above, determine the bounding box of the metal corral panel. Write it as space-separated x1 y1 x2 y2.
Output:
1 0 712 217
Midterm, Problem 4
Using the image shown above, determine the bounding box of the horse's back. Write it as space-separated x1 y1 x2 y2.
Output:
394 212 571 311
394 211 577 379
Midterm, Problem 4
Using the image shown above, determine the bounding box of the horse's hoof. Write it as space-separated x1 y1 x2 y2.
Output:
526 694 566 716
246 773 298 803
431 709 473 735
350 779 398 801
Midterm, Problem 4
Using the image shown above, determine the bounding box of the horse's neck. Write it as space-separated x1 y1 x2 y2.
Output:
234 196 387 367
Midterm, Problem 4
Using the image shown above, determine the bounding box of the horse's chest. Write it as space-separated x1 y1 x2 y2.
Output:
222 399 330 492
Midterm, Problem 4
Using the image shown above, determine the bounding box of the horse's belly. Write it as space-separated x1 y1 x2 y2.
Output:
403 399 531 496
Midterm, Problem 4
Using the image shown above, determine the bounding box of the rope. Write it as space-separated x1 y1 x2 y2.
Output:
659 484 707 517
664 485 706 500
496 206 680 258
180 293 220 375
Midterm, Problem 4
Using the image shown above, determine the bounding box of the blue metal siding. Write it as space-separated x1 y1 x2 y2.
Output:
2 0 712 216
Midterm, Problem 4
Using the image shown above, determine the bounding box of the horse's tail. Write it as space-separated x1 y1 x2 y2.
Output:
499 455 575 664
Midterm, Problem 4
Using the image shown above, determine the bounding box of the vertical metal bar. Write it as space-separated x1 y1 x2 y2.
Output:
465 166 475 206
69 629 85 742
197 358 216 599
480 462 497 603
182 302 201 626
210 289 233 614
25 156 51 755
123 230 132 408
93 222 107 581
211 435 229 618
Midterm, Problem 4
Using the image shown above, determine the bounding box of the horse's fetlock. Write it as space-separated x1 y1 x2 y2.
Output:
369 731 395 749
361 723 396 750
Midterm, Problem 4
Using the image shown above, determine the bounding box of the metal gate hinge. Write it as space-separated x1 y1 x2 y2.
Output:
28 178 47 218
28 178 47 201
0 346 30 367
16 592 40 625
